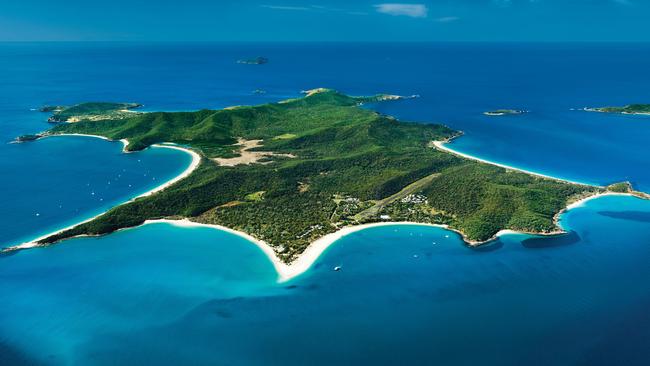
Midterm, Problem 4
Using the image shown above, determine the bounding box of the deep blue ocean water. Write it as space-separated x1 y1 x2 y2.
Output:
1 43 650 365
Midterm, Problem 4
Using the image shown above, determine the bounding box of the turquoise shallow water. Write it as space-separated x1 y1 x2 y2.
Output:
0 223 280 365
2 43 650 365
1 195 649 365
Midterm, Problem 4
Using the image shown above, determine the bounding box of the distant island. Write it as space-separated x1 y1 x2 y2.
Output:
11 89 643 264
44 102 142 123
585 104 650 115
483 109 527 116
237 57 269 65
361 93 420 103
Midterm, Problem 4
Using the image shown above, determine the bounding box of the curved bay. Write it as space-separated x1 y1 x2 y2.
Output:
0 195 649 365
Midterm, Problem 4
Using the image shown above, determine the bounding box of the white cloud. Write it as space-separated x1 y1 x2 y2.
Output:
374 4 428 18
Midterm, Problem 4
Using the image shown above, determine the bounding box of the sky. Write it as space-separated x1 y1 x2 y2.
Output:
0 0 648 42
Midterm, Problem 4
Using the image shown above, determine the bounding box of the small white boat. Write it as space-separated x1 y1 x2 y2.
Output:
333 266 342 271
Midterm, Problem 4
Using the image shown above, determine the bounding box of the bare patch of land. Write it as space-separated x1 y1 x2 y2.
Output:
213 139 295 166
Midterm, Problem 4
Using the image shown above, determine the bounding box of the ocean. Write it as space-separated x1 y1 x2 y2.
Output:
1 42 649 365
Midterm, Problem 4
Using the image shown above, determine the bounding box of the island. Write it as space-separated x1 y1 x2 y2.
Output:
11 89 643 264
237 57 269 65
46 102 142 123
483 109 527 116
585 104 650 115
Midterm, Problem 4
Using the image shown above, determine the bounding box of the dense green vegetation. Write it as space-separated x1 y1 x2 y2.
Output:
420 164 589 239
39 89 602 261
48 102 142 122
607 182 633 193
593 104 650 114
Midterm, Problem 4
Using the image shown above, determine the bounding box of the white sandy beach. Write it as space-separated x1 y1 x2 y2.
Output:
432 140 599 187
144 220 453 282
141 143 201 197
138 213 625 282
563 192 632 210
41 133 130 152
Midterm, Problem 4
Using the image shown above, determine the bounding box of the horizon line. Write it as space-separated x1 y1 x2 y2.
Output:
2 40 650 44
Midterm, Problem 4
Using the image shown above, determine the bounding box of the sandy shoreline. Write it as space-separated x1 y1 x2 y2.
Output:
564 192 629 211
432 140 599 187
554 191 642 230
136 220 454 282
7 134 201 250
8 191 633 283
40 133 131 152
141 143 201 197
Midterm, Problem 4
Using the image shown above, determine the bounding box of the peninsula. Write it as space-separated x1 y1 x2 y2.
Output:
46 102 142 123
12 89 637 264
585 104 650 115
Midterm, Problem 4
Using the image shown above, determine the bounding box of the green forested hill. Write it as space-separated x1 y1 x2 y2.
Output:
39 89 602 261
